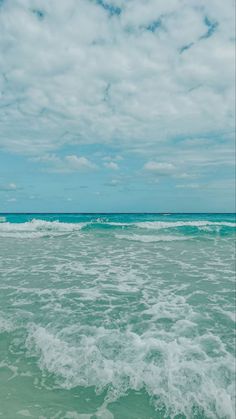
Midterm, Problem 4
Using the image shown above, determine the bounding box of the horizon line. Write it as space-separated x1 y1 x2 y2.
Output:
0 212 235 215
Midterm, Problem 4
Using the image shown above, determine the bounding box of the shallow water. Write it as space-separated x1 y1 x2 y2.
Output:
0 213 235 418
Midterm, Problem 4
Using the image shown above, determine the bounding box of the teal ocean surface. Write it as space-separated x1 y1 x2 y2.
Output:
0 213 235 419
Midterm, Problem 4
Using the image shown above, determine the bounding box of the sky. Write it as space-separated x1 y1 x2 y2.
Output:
0 0 235 213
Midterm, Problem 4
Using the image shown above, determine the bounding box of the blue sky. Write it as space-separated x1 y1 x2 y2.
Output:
0 0 235 212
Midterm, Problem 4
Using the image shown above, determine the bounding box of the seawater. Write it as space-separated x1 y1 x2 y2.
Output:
0 213 235 419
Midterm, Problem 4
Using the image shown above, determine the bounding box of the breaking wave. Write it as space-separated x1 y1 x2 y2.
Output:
0 218 235 239
134 221 236 230
0 219 87 238
25 322 235 418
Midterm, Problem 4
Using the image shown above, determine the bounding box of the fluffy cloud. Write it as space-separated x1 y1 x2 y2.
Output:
7 197 17 202
176 183 200 189
0 0 234 161
64 155 96 170
104 161 119 170
0 182 18 191
33 154 96 172
144 162 175 175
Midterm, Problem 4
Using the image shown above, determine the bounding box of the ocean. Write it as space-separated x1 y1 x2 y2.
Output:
0 213 235 419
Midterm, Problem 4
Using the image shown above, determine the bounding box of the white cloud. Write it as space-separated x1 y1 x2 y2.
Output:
103 155 123 161
8 183 17 190
0 0 234 162
33 154 96 172
176 183 200 189
0 182 18 191
105 178 121 187
144 161 175 175
7 197 17 202
64 155 96 170
174 173 194 179
104 161 119 170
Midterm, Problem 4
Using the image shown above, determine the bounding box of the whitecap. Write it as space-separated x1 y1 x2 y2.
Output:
25 323 236 418
134 220 236 230
0 219 87 238
115 234 190 242
0 313 15 333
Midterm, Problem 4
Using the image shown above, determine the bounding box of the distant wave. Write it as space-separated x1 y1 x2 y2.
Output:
0 219 87 238
134 221 236 229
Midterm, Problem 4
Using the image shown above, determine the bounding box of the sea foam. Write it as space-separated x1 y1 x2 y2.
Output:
0 214 235 418
25 322 235 418
115 234 191 242
0 219 87 238
0 219 235 239
134 221 236 229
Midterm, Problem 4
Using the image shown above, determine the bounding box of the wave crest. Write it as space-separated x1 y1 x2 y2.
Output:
0 219 87 238
25 323 235 418
0 218 235 238
134 221 236 230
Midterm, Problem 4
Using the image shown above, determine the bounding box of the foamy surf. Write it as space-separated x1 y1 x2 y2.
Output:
0 213 235 418
0 219 87 238
115 234 191 242
24 321 235 418
0 218 235 239
134 220 236 229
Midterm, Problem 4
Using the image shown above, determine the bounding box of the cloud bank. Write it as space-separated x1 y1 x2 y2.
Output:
0 0 235 212
0 0 234 158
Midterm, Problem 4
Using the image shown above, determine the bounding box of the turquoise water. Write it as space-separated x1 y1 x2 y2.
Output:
0 213 235 419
